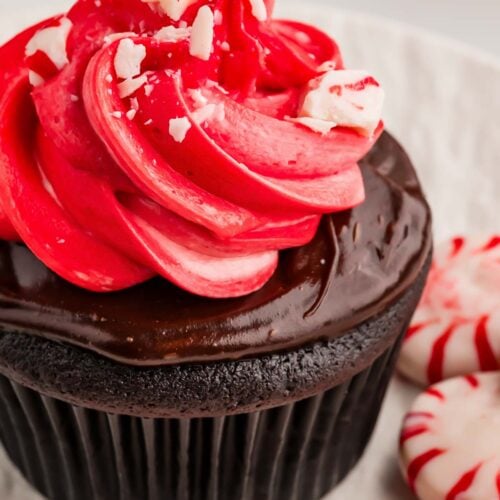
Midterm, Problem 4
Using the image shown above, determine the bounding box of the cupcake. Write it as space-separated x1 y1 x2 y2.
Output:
0 1 432 499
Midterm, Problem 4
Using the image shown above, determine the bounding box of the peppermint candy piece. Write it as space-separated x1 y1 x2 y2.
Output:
398 236 500 386
399 373 500 500
25 16 73 86
296 70 384 137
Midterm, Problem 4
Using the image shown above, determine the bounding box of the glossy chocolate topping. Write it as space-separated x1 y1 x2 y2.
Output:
0 133 431 366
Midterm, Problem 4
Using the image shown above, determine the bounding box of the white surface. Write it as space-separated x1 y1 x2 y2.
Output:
1 1 500 499
328 0 500 57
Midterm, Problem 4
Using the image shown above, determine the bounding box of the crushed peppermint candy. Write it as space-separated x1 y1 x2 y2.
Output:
103 32 138 45
25 17 73 85
248 0 267 21
169 117 192 143
130 97 139 110
141 0 198 22
126 109 137 120
297 70 384 137
28 71 45 87
189 6 214 61
114 39 146 80
188 88 209 108
192 103 225 125
26 17 73 70
118 74 148 98
213 9 223 25
154 25 191 42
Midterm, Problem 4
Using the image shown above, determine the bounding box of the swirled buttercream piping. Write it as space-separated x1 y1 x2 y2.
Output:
0 0 384 297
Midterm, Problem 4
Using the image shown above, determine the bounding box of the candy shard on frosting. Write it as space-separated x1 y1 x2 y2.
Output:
188 88 209 107
189 6 214 61
103 32 138 45
142 0 198 21
298 70 384 137
191 102 225 125
286 116 337 135
114 39 146 80
248 0 268 21
25 17 73 71
154 25 191 41
169 117 192 142
28 70 45 87
213 9 223 25
117 74 148 98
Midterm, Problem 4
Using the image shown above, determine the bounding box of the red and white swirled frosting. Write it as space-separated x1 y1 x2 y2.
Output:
0 0 384 297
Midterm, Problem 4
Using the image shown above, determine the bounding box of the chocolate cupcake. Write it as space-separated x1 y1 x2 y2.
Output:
0 1 432 499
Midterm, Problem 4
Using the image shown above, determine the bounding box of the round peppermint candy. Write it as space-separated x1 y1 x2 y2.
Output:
398 235 500 386
399 373 500 500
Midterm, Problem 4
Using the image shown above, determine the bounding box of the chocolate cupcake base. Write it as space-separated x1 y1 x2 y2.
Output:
0 259 430 500
0 339 398 500
0 255 430 419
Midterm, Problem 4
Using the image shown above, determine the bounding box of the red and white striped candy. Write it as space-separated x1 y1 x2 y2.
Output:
398 235 500 386
399 373 500 500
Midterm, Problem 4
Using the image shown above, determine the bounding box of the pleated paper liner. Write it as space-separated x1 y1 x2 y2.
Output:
0 336 401 500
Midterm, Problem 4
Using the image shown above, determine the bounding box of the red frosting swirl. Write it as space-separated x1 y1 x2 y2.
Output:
0 0 383 297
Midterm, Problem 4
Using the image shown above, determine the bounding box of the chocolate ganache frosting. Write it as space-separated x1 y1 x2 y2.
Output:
0 132 432 366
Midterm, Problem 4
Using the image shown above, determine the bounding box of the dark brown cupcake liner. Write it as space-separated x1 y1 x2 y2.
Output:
0 334 402 500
